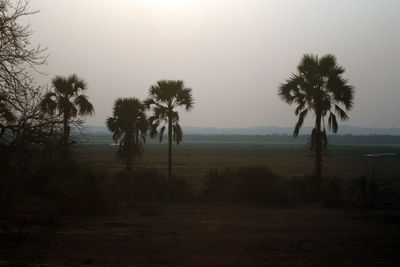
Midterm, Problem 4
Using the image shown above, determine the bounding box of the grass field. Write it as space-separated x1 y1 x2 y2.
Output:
74 141 400 191
2 141 400 266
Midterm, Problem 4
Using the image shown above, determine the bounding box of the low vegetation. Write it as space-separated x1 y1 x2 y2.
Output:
203 166 289 204
202 165 400 208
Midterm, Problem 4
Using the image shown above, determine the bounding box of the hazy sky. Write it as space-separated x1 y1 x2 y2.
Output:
28 0 400 128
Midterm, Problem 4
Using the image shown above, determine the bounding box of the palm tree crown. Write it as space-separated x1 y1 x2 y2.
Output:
106 98 148 170
279 54 354 136
278 54 354 193
40 74 94 148
144 80 194 181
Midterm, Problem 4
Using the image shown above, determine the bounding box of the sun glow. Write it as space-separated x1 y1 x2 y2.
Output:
148 0 200 11
142 0 204 39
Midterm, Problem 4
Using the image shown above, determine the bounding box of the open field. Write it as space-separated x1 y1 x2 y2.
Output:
1 141 399 266
2 203 400 266
74 142 400 191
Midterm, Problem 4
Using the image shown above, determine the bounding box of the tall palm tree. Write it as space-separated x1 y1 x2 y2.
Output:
40 74 94 155
144 80 194 182
106 98 148 170
278 54 354 195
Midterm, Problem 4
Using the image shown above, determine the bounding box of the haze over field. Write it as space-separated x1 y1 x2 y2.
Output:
3 1 400 265
28 0 400 129
86 125 400 136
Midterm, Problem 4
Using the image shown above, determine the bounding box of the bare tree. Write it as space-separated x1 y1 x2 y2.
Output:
0 0 47 131
0 0 54 172
0 0 46 85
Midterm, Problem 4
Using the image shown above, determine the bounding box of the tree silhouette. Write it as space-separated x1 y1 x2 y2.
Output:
1 0 46 138
279 54 354 198
0 1 64 173
40 74 94 156
106 98 148 170
144 80 194 182
0 0 46 96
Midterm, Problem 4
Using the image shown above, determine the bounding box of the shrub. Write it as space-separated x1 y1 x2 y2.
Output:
350 175 385 209
115 168 166 206
168 175 193 202
287 176 310 202
203 166 291 205
35 160 116 215
235 166 288 204
0 171 21 212
114 167 193 205
348 164 400 209
321 177 344 207
203 168 237 201
286 175 342 204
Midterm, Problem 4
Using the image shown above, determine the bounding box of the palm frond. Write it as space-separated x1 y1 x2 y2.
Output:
52 75 68 95
340 84 354 110
176 87 194 111
295 101 307 115
159 126 166 143
69 73 87 92
74 94 94 115
143 98 155 109
174 123 183 145
298 54 319 78
334 104 349 120
294 109 308 137
328 112 338 133
40 91 57 114
278 74 303 105
319 54 337 76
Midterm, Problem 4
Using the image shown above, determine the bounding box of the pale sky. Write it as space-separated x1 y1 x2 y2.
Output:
28 0 400 128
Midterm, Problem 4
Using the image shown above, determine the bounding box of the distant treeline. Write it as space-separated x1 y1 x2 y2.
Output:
81 133 400 146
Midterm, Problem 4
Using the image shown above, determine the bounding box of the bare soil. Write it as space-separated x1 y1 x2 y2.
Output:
1 203 400 266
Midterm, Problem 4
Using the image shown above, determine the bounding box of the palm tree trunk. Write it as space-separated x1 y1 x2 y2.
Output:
314 108 322 200
168 115 172 183
62 112 70 158
126 146 133 171
62 122 70 146
126 162 132 171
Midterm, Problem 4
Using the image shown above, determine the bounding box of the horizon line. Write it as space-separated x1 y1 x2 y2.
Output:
84 124 400 130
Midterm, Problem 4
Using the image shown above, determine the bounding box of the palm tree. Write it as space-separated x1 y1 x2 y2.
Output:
278 54 354 196
40 74 94 155
106 98 148 170
144 80 194 182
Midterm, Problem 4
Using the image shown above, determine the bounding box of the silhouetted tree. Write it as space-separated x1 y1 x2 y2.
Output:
40 74 94 157
0 87 63 173
0 0 46 137
0 0 58 173
106 98 148 170
279 54 354 198
144 80 194 182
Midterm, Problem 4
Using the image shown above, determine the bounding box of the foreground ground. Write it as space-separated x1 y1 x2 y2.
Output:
1 203 400 266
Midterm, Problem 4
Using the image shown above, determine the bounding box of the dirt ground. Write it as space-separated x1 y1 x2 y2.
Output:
1 203 400 266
